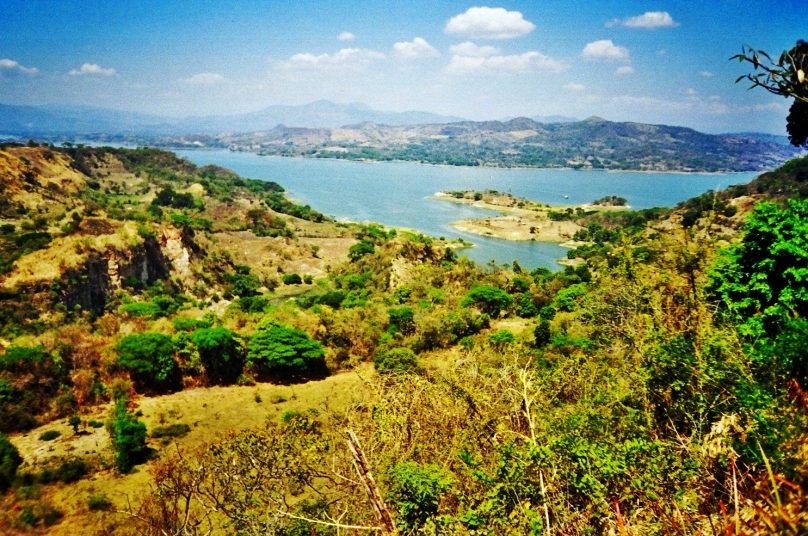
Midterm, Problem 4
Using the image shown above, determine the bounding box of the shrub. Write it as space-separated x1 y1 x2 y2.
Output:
386 462 453 533
39 430 61 441
116 332 179 391
348 239 375 262
461 285 513 316
172 317 213 332
191 327 244 384
107 396 147 473
0 433 22 490
388 307 416 335
534 319 551 347
87 493 112 511
68 415 81 434
247 322 327 380
282 273 303 285
119 302 162 319
225 266 261 297
374 347 419 374
150 423 191 439
39 457 89 483
488 329 515 348
18 501 62 527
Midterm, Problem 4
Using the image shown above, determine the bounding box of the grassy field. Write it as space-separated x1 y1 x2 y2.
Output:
10 365 373 534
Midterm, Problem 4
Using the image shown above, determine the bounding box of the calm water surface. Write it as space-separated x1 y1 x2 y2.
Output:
176 150 756 270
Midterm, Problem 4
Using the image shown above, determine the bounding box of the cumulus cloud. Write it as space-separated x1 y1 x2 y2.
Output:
445 7 535 39
449 41 500 58
276 48 385 70
183 72 224 85
393 37 439 60
581 40 630 62
615 65 634 76
700 70 714 78
337 31 356 42
445 50 566 75
0 58 38 76
564 82 585 92
69 63 116 76
607 11 679 29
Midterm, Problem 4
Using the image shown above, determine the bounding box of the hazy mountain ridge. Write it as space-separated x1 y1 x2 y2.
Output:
1 102 800 172
0 101 465 134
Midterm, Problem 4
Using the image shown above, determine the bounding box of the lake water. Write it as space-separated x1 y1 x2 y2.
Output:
176 150 757 270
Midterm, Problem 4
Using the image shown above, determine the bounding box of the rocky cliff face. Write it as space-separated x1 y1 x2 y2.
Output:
60 236 172 314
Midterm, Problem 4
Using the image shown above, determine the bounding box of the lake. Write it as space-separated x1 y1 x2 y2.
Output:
176 150 757 270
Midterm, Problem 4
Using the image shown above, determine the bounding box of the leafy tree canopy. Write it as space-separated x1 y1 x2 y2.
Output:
460 285 513 316
116 332 179 391
247 322 326 380
191 327 244 384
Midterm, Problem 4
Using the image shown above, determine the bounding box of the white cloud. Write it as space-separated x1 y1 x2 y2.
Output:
69 63 116 76
700 70 714 78
337 31 356 42
0 58 39 76
615 65 634 76
449 41 500 58
445 50 566 75
564 82 585 92
581 40 630 62
607 11 679 29
445 7 535 40
277 48 385 70
183 72 224 85
611 93 767 117
393 37 439 60
684 87 698 96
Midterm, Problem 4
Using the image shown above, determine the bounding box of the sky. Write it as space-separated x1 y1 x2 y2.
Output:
0 0 805 134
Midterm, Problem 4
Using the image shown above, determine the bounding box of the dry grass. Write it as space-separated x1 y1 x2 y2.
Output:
1 220 140 289
8 367 372 535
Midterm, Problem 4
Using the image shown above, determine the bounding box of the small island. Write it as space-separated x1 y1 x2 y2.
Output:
431 190 630 244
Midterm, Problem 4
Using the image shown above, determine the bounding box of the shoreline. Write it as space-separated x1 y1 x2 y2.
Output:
163 145 763 175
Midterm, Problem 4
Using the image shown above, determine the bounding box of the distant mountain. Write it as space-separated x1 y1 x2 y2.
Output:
200 116 803 172
0 101 465 135
0 103 166 135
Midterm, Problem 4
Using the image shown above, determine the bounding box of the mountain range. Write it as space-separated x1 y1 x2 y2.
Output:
0 101 465 135
0 101 801 172
177 116 801 172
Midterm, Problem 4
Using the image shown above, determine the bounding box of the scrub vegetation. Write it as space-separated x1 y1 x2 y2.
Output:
0 138 806 534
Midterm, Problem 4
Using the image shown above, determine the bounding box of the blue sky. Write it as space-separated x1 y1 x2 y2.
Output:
0 0 805 133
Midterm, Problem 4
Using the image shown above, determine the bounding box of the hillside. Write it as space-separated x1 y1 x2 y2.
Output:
172 116 800 172
0 146 806 534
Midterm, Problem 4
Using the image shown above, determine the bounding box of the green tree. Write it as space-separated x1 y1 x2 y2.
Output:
0 432 22 490
247 322 327 380
461 285 513 316
733 40 808 146
107 396 148 473
68 415 81 434
348 239 375 262
191 327 244 384
388 306 416 335
116 332 179 391
711 198 808 336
